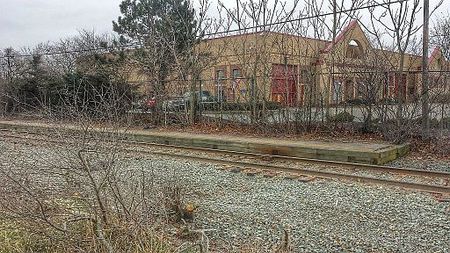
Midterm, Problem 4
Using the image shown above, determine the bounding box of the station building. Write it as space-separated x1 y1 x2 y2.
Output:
135 20 450 106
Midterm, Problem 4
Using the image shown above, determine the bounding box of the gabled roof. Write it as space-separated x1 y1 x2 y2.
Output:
428 47 441 65
322 20 358 53
203 30 329 44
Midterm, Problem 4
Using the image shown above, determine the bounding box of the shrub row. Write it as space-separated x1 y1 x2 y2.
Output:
201 101 282 111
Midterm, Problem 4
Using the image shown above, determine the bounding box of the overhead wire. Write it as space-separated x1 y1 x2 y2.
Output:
0 0 409 59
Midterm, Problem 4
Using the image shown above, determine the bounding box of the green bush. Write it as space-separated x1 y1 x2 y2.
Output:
441 117 450 129
433 93 450 104
202 101 282 111
343 98 368 105
412 117 446 129
60 72 136 118
379 97 398 105
329 111 355 123
430 118 440 128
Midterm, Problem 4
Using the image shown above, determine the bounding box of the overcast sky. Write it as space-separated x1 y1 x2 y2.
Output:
0 0 122 48
0 0 448 49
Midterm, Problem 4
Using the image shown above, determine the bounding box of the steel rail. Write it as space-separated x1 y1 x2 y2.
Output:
1 127 450 179
124 139 450 179
2 127 448 179
1 130 449 194
136 149 450 194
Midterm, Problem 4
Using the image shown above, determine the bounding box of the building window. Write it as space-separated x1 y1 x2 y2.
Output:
344 79 354 101
232 69 241 80
300 69 310 84
388 73 395 97
395 73 407 101
430 74 442 89
407 73 417 100
382 72 389 98
230 68 242 101
346 40 363 59
216 69 225 80
215 69 226 102
356 80 366 98
332 80 342 104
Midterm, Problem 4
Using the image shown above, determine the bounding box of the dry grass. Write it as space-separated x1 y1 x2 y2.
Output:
0 218 175 253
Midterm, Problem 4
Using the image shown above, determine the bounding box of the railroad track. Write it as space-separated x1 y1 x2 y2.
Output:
126 140 449 178
1 128 449 195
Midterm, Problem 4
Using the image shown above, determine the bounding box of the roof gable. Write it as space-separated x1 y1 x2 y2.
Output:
322 20 371 54
428 47 441 65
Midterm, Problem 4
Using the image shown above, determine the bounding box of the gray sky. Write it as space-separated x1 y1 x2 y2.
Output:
0 0 448 49
0 0 122 48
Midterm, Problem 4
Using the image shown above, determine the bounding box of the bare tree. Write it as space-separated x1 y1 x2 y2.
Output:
0 36 202 252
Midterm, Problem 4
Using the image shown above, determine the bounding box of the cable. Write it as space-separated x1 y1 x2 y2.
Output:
0 0 408 59
122 70 450 85
0 44 138 59
203 0 408 37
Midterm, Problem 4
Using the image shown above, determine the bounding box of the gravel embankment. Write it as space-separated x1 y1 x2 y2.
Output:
1 139 449 252
387 156 450 173
142 160 449 252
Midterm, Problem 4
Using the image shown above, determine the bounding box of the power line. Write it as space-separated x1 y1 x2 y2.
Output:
0 0 408 59
204 0 408 37
0 44 138 59
124 69 450 85
430 34 449 38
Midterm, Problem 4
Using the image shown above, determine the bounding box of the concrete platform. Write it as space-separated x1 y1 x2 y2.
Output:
0 120 409 165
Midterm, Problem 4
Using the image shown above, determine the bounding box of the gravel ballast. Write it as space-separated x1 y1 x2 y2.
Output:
388 156 450 173
1 139 449 252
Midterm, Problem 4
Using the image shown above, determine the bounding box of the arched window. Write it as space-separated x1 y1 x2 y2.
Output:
346 39 363 59
437 57 443 69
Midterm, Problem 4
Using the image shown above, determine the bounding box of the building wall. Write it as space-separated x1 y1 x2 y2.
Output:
132 21 449 106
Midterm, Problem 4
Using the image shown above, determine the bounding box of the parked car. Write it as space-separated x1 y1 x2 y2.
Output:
162 96 185 111
141 91 216 112
182 91 215 105
140 96 183 112
145 97 157 109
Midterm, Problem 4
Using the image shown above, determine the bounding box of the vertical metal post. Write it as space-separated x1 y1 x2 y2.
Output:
198 79 203 117
4 49 13 114
251 77 256 123
332 0 337 44
422 0 430 138
189 75 197 124
328 0 337 120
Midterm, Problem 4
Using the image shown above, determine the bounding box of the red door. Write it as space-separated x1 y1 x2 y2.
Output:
299 84 305 106
271 64 298 106
394 73 407 101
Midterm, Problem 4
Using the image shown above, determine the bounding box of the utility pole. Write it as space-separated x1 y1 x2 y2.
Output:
189 74 198 124
5 49 13 82
422 0 430 138
3 49 14 114
328 0 337 121
332 0 337 45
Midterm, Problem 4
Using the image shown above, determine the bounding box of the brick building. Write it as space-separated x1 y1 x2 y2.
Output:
191 20 448 106
138 20 449 106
